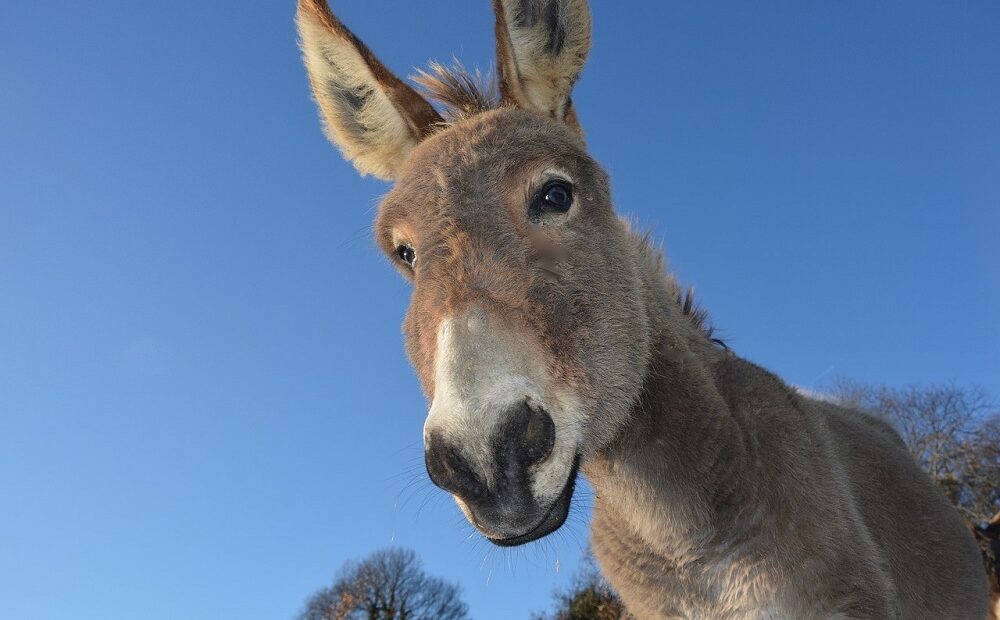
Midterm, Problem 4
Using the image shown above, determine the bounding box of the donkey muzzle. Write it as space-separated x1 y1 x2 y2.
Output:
424 401 554 499
424 402 576 545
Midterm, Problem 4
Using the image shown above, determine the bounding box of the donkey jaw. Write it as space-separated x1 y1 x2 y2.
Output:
486 454 580 547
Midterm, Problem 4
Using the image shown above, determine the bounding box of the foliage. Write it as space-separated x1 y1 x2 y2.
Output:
830 380 1000 523
532 553 630 620
299 547 469 620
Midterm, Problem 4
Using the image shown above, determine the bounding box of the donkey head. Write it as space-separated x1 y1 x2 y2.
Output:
298 0 653 545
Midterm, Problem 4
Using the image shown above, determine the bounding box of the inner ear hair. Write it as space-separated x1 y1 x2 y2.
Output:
492 0 592 132
297 0 442 179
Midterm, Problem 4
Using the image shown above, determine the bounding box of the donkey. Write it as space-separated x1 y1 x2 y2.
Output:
295 0 989 617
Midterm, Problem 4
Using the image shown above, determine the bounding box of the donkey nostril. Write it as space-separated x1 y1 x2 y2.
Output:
425 431 487 501
519 403 556 465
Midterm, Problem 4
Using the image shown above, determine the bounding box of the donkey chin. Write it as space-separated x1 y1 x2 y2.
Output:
422 311 584 546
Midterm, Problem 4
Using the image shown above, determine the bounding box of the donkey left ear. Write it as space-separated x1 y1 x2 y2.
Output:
297 0 443 180
492 0 592 133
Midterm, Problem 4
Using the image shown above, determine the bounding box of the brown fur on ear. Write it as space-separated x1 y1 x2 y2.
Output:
492 0 591 134
297 0 442 179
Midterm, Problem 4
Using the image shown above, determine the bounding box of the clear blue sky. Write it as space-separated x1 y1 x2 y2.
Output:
2 1 998 618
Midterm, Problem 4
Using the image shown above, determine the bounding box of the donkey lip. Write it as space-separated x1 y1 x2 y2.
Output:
488 454 580 547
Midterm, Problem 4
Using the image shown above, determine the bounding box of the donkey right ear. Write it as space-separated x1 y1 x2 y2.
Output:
296 0 442 180
492 0 592 134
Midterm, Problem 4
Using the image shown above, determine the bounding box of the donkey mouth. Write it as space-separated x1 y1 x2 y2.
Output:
488 454 581 547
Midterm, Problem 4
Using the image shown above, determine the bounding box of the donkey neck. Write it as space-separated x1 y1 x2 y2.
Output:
584 257 756 563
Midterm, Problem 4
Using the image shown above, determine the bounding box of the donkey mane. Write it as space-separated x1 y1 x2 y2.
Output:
676 284 720 345
412 62 502 122
632 229 724 347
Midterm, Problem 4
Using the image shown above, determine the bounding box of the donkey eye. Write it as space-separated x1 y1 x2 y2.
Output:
542 182 573 212
531 181 573 221
396 244 415 267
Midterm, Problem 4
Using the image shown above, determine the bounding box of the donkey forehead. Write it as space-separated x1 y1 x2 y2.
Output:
379 110 587 224
410 109 584 169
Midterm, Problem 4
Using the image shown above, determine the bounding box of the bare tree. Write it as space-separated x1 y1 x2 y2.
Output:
830 380 1000 523
299 547 469 620
532 552 631 620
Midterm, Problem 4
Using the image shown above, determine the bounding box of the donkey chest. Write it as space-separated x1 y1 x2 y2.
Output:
617 560 794 619
592 525 802 619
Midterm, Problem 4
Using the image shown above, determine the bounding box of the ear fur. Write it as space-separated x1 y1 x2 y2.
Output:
297 0 442 179
492 0 592 133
